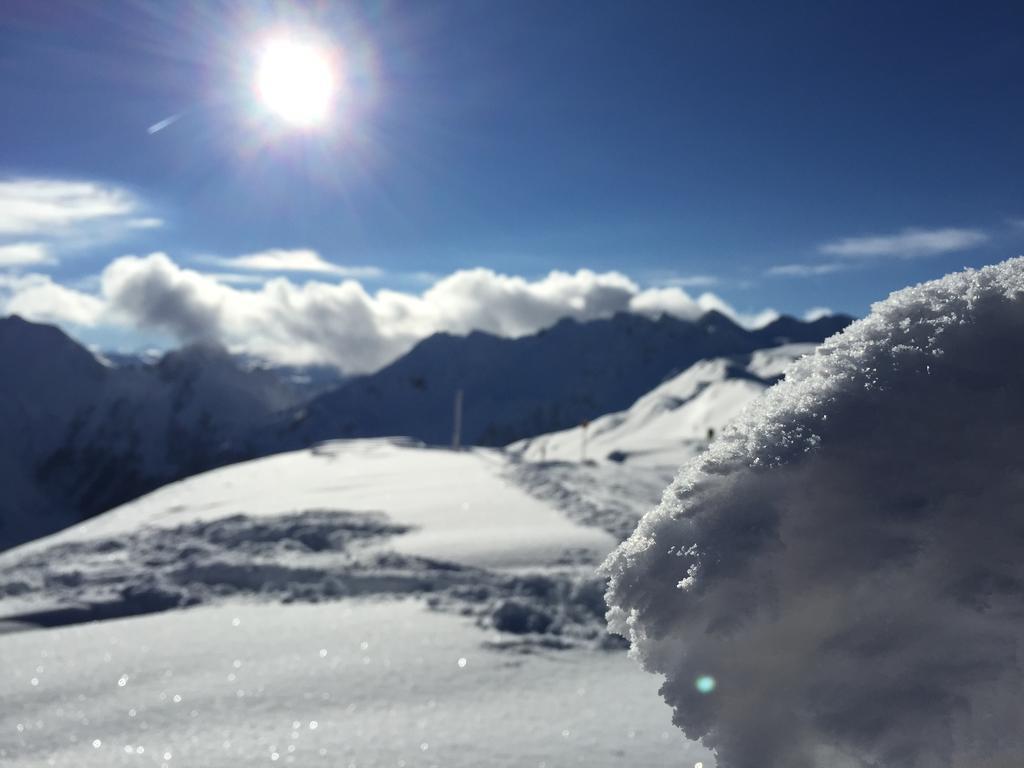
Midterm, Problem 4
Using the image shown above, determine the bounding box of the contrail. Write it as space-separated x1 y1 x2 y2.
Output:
147 113 182 134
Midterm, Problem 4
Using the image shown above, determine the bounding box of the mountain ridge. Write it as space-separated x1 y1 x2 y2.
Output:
279 310 853 447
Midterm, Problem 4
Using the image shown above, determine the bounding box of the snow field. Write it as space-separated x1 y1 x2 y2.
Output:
0 600 714 768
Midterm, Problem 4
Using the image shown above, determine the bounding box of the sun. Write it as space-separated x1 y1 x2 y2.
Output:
256 37 336 128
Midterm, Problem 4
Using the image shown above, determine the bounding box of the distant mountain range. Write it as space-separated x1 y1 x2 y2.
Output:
275 310 852 447
0 316 314 549
0 310 851 550
97 348 346 403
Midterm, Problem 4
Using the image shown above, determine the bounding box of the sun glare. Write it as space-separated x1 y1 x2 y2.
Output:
256 37 335 127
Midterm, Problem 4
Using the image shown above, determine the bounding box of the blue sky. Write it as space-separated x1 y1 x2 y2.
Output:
1 1 1022 368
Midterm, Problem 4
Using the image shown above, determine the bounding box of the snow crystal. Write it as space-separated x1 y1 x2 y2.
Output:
603 257 1024 767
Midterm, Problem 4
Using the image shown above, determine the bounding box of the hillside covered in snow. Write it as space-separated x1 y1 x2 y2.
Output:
0 317 302 549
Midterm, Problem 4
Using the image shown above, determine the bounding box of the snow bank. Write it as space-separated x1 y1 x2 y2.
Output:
603 257 1024 768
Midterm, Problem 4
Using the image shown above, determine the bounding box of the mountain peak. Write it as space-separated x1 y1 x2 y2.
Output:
0 314 106 378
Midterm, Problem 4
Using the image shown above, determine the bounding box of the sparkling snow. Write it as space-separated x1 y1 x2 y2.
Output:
1 600 712 767
604 257 1024 767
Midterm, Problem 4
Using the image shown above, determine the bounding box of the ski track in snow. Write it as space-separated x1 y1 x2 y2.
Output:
503 459 675 540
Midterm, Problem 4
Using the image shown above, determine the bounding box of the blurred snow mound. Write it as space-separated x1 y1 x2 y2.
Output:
603 257 1024 768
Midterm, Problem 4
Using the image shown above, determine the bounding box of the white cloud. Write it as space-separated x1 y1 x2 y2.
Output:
198 248 382 278
666 275 719 288
126 217 164 230
803 306 834 321
2 256 786 372
767 262 850 277
0 178 140 235
0 242 53 267
0 178 162 268
203 272 275 286
694 292 779 329
627 287 779 328
628 286 704 320
0 273 104 326
819 226 989 259
420 267 639 337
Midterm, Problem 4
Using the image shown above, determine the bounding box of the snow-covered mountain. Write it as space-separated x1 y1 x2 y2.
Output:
99 347 346 406
278 311 851 448
509 343 815 468
0 317 307 550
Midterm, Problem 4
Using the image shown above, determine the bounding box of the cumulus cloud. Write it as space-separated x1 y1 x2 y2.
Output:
101 253 224 341
2 254 788 372
604 257 1024 767
803 306 833 321
629 287 705 320
0 273 104 326
197 248 382 278
695 293 779 329
628 287 778 328
0 242 53 267
100 261 659 370
820 226 989 259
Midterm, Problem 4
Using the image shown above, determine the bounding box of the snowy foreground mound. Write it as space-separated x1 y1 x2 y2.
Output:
603 258 1024 768
0 440 713 767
